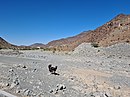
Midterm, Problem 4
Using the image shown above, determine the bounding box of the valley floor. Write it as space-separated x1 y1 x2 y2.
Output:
0 49 130 97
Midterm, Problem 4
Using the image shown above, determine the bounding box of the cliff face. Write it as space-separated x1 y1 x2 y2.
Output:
46 14 130 51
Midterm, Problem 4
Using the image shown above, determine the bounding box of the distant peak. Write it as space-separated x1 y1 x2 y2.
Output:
115 13 128 18
117 13 126 16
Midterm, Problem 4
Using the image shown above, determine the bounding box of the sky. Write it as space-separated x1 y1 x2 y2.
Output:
0 0 130 45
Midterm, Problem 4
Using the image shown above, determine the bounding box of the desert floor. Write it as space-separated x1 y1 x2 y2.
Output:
0 44 130 97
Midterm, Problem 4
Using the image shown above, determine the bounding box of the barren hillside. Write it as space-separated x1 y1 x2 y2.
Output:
46 14 130 51
0 37 17 49
0 37 31 50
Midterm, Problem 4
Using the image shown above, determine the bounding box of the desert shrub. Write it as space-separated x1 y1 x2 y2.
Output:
97 50 100 52
43 48 51 51
126 40 129 43
91 43 99 48
31 48 39 50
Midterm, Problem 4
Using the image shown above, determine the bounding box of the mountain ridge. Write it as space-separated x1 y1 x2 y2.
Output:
30 43 45 48
0 37 32 50
46 13 130 51
0 13 130 51
0 37 17 49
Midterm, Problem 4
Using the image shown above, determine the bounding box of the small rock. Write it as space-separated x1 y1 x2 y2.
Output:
22 65 27 69
49 89 58 94
9 68 14 72
10 83 16 89
6 83 10 87
104 92 112 97
56 88 59 91
114 85 121 90
16 90 20 93
17 64 21 67
57 84 66 90
32 68 37 72
49 89 53 93
89 91 107 97
23 89 35 96
70 77 74 80
119 56 122 59
0 83 5 87
13 78 20 85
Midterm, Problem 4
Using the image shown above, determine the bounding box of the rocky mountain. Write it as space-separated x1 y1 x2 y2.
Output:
30 43 46 48
0 37 31 50
46 30 92 51
0 37 17 49
1 14 129 51
46 14 130 51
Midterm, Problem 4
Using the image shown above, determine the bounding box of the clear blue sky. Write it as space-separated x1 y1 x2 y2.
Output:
0 0 129 45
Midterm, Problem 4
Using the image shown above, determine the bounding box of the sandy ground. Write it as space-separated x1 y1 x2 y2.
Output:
0 48 130 97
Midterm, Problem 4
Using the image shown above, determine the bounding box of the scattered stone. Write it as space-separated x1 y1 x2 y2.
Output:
104 92 112 97
49 89 58 94
13 78 20 85
9 68 14 72
114 85 121 90
16 64 21 67
10 83 16 89
22 65 27 69
49 89 53 93
88 91 109 97
70 77 74 80
32 68 37 72
119 56 122 59
0 83 5 87
6 83 10 87
49 84 66 95
9 77 20 89
57 84 66 90
23 89 36 96
16 90 20 93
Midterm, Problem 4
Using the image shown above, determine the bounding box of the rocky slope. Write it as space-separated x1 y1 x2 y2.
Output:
73 42 130 58
46 14 130 51
0 37 31 50
1 14 130 51
0 37 17 49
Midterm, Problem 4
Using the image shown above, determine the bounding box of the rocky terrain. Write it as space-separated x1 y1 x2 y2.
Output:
0 13 130 97
0 37 32 50
46 14 130 51
0 43 130 97
0 37 17 49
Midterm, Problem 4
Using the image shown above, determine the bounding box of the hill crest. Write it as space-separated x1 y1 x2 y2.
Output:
46 13 130 51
